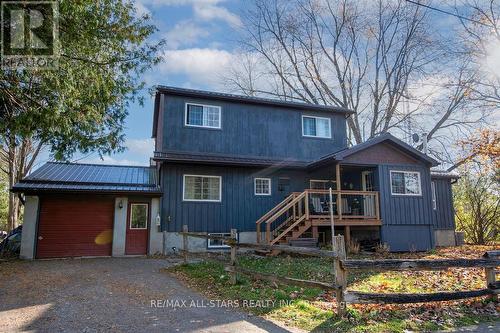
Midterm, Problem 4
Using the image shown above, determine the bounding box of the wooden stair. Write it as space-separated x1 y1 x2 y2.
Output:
255 190 316 246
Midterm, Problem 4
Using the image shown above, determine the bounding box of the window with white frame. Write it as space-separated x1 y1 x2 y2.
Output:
185 103 221 128
207 233 235 249
129 203 148 229
390 171 422 196
254 178 271 195
183 175 221 201
431 181 437 210
302 116 331 138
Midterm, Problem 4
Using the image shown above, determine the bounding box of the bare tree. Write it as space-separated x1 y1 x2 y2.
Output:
457 0 500 105
225 0 492 165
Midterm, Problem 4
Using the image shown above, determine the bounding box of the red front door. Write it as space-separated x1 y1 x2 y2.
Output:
125 202 149 255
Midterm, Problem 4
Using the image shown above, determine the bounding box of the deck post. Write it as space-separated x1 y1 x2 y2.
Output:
182 225 188 264
230 228 238 285
335 164 342 221
344 226 351 247
333 235 347 316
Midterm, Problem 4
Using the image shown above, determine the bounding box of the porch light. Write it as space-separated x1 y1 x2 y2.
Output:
155 213 161 226
118 200 123 209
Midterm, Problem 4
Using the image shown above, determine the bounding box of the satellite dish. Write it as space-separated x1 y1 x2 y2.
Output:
412 133 420 143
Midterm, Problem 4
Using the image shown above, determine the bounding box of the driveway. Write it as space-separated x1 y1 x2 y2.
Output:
0 257 301 333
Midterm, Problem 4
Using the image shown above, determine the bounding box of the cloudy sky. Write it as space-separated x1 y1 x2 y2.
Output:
54 0 496 167
72 0 243 166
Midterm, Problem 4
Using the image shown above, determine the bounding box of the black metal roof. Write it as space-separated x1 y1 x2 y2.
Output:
156 86 354 114
153 151 308 169
12 162 162 195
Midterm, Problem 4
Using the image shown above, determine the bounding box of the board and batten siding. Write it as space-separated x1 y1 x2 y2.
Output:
161 163 316 233
378 164 435 251
161 95 348 161
431 177 456 230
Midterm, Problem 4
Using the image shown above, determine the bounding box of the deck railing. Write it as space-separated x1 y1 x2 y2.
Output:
256 189 380 244
305 189 380 221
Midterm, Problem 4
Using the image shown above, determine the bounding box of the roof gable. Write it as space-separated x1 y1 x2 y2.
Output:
310 133 439 168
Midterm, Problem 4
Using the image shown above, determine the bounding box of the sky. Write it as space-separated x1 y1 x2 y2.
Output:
74 0 244 167
50 0 498 168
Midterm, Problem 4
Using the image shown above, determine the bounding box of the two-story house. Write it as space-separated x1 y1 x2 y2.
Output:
14 86 458 259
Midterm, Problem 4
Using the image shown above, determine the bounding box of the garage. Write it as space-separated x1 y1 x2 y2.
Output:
36 196 115 258
12 162 163 259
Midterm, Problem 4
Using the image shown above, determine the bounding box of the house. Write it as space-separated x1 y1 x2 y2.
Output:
13 86 459 259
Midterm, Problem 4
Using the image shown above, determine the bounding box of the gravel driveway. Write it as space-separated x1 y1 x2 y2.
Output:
0 257 301 333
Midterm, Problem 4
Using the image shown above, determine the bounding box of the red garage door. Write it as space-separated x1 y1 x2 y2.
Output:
36 196 114 258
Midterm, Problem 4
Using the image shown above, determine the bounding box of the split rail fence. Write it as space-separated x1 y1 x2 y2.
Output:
179 225 499 316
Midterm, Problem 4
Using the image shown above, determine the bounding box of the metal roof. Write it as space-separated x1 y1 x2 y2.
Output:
153 151 308 168
431 170 460 179
12 162 162 195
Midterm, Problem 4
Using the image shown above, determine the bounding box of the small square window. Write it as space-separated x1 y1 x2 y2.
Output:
255 178 271 196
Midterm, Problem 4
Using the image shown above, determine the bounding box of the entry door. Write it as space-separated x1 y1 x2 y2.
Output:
125 202 149 255
361 171 375 217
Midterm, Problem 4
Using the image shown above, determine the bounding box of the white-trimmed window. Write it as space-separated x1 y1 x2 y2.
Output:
185 103 221 129
390 171 422 196
431 181 437 210
129 203 148 229
207 233 234 249
254 178 271 196
302 116 331 138
183 175 221 202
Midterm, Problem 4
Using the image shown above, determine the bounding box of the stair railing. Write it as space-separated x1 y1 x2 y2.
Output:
256 191 309 244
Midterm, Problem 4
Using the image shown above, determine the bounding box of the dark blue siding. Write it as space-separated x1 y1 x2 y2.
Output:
161 163 320 233
381 225 433 251
378 164 434 226
431 178 456 230
378 164 435 251
161 95 347 161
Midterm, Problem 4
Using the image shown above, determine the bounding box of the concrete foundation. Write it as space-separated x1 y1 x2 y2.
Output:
434 229 456 247
19 196 39 260
163 231 258 253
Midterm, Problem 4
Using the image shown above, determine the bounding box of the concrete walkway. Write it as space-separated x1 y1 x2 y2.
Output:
0 257 302 333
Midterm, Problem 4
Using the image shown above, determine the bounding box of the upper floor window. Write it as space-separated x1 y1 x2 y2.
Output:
390 171 422 196
185 103 221 129
302 116 331 138
183 174 221 202
254 178 271 196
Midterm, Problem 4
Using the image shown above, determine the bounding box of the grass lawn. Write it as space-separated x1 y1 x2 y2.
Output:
167 245 499 332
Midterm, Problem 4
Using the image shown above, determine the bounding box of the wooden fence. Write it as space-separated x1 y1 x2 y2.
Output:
179 226 499 316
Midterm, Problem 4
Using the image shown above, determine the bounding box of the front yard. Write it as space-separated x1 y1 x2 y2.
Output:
168 245 499 332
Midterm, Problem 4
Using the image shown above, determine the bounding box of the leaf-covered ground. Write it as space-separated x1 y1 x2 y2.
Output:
168 245 499 332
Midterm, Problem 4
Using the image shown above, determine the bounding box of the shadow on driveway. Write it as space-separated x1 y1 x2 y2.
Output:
0 257 303 332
